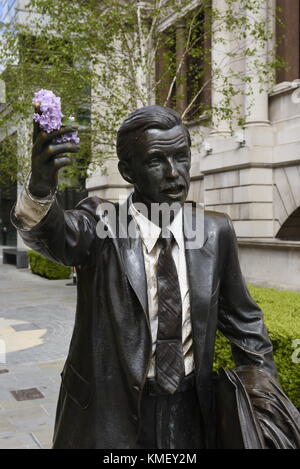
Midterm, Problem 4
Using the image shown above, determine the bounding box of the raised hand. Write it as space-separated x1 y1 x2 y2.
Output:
29 104 80 198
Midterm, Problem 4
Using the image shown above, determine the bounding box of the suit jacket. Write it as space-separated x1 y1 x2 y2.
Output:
11 195 277 449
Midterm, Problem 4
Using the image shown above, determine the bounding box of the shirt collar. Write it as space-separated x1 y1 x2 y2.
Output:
130 202 183 254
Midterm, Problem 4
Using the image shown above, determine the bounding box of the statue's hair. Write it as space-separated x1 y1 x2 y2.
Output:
116 105 191 162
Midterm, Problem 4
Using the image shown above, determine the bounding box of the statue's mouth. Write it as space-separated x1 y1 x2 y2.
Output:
162 185 185 199
163 184 184 193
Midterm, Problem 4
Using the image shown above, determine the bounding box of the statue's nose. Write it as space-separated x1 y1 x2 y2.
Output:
165 157 179 178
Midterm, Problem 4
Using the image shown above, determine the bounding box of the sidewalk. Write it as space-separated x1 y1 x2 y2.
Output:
0 249 76 449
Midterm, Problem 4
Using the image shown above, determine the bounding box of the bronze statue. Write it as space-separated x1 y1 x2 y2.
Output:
12 105 300 449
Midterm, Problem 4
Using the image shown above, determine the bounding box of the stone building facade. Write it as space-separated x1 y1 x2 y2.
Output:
86 0 300 291
1 1 299 290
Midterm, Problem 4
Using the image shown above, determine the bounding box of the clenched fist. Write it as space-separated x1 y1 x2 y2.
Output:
29 104 80 198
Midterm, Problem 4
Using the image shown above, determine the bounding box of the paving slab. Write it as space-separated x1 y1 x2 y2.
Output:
0 417 17 434
31 428 54 449
0 257 76 449
0 432 40 449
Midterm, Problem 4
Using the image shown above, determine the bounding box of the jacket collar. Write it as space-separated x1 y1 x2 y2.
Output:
98 195 212 327
129 201 184 254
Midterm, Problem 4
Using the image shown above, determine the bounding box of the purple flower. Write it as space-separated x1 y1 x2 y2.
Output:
55 132 80 145
32 89 80 145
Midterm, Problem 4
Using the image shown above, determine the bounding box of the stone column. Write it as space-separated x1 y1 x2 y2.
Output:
156 33 173 106
210 0 231 135
244 1 269 126
176 20 188 114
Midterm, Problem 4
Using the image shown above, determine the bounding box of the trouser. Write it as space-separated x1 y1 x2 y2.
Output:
134 372 205 449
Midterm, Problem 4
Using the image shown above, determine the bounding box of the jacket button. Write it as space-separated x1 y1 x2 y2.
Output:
132 414 138 422
133 385 139 392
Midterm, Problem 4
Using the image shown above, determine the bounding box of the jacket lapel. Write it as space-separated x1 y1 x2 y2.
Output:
118 198 149 316
97 195 149 316
119 228 149 316
184 204 214 374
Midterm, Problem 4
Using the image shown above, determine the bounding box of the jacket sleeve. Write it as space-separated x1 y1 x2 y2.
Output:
11 196 101 267
217 215 277 379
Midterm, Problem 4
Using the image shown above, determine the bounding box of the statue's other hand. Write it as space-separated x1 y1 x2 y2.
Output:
29 104 80 198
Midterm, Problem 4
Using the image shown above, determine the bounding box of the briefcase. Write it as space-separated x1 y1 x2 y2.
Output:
215 366 300 449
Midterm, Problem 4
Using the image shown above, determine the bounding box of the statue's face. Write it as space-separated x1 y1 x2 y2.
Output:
126 125 191 206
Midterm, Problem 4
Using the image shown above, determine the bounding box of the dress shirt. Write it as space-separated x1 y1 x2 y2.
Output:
130 203 193 378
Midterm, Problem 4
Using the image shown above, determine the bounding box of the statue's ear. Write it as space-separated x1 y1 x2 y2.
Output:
118 160 135 184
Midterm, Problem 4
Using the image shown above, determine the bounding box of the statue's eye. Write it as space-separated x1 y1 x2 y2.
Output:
147 157 161 167
176 153 188 162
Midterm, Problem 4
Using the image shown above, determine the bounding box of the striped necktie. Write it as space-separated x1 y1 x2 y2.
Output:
155 230 185 394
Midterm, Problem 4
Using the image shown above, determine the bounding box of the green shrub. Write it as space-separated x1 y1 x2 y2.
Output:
213 284 300 409
28 250 71 280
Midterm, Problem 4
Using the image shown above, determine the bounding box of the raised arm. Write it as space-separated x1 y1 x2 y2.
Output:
11 106 99 267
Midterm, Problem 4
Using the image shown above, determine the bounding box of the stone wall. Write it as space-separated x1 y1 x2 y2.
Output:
85 1 300 291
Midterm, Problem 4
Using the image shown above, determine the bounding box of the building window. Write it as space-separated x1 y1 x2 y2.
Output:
155 10 211 121
276 0 300 82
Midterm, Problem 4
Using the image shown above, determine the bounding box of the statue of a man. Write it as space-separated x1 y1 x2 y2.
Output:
11 105 298 449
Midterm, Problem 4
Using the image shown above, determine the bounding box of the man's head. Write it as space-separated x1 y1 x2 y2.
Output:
117 105 191 206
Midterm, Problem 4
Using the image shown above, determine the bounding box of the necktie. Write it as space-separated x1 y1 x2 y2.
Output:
155 230 185 394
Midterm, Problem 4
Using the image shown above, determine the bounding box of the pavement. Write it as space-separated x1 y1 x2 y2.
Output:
0 247 76 449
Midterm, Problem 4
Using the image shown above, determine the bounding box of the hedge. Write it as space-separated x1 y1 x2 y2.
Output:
213 284 300 409
28 250 71 280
